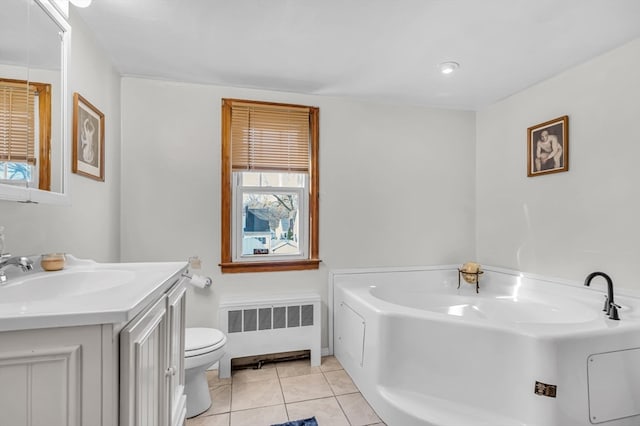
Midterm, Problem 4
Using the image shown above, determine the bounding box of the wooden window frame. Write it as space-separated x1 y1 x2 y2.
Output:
220 98 320 273
0 78 51 190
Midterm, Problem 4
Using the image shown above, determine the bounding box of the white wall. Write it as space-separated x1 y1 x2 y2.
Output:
476 38 640 291
0 9 121 261
120 78 476 347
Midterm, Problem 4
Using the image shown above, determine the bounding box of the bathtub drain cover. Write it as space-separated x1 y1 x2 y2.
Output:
534 381 557 398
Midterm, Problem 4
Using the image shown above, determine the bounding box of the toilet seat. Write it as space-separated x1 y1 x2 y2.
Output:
185 327 226 358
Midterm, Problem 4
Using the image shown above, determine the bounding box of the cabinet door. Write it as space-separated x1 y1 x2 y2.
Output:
0 345 81 426
166 279 187 426
120 295 168 426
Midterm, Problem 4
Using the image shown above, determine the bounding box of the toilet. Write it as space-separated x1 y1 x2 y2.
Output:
184 327 227 418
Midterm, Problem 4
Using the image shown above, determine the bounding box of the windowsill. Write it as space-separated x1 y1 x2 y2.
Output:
219 259 321 273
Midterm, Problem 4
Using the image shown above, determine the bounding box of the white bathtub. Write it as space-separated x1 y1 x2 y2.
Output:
331 265 640 426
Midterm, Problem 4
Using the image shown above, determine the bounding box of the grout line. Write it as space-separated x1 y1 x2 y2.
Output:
227 371 235 418
227 402 285 414
276 365 291 421
335 394 354 426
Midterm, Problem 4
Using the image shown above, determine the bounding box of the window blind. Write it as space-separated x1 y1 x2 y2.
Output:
230 101 310 172
0 80 35 164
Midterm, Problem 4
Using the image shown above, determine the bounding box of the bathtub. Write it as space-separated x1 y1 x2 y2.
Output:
331 265 640 426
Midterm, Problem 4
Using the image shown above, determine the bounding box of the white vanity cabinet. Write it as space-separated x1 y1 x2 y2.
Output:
120 277 187 426
166 281 187 426
0 325 101 426
0 261 188 426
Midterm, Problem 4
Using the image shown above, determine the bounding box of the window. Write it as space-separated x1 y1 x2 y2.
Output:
0 78 51 190
220 99 320 273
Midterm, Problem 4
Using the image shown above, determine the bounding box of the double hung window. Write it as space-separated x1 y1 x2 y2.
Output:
0 78 51 190
220 99 319 273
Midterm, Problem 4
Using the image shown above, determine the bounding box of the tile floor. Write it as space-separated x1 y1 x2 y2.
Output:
186 356 386 426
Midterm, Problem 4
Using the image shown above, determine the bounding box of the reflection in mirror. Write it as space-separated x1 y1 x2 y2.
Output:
0 0 69 203
0 79 52 190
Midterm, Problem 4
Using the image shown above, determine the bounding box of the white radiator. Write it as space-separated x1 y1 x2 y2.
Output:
217 293 321 378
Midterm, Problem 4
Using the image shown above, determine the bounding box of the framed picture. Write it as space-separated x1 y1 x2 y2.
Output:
72 93 105 181
527 115 568 177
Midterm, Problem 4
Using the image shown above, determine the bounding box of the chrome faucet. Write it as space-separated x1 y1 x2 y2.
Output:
584 271 620 320
0 254 35 283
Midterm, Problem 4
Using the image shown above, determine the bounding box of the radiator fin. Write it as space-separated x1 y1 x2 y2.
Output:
226 304 315 333
273 307 286 329
243 309 257 332
288 306 300 327
228 310 242 333
301 304 313 326
259 308 272 330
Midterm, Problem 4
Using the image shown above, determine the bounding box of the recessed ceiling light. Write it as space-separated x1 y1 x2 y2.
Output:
70 0 92 8
439 61 460 75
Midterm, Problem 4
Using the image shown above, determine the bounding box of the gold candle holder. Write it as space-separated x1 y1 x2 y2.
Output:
458 262 483 293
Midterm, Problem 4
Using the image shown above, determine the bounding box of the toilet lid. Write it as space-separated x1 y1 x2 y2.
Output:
185 328 226 356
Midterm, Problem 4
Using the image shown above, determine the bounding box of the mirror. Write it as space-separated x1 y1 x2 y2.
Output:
0 0 70 203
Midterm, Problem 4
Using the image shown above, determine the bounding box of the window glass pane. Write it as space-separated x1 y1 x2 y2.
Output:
0 161 33 182
241 172 305 188
242 192 300 256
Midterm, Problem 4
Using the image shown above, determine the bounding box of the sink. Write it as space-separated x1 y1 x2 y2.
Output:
0 255 188 332
0 269 136 303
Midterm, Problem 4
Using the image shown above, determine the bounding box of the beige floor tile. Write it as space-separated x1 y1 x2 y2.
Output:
207 369 232 389
229 405 288 426
187 412 230 426
275 359 321 378
231 378 284 411
319 356 343 372
337 393 381 426
199 385 231 416
286 396 349 426
323 369 358 395
232 366 278 384
280 372 334 403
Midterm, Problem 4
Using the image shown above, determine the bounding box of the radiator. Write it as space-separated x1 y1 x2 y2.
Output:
217 293 321 378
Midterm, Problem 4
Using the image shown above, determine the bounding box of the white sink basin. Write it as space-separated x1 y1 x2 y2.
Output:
0 256 188 332
0 269 136 303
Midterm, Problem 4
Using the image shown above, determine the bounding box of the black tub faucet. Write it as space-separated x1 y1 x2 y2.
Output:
584 271 620 320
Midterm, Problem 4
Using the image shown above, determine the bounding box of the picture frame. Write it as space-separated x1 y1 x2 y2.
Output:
527 115 568 177
72 93 105 181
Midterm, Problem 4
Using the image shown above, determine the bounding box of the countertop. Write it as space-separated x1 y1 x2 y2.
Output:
0 255 188 332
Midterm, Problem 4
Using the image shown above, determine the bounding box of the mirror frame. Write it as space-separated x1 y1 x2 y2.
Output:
0 0 71 204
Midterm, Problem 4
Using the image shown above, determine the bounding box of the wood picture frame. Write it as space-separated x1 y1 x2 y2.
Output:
527 115 568 177
72 93 104 181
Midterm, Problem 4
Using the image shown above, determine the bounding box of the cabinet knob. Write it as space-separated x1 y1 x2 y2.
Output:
165 366 176 377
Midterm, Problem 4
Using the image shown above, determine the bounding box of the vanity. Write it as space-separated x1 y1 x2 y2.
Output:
0 256 189 426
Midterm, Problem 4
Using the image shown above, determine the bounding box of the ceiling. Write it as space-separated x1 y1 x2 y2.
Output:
75 0 640 110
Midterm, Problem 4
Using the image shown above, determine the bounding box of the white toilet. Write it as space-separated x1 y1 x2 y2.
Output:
184 327 227 418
